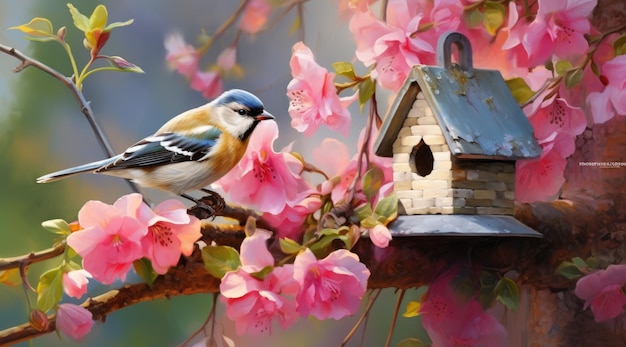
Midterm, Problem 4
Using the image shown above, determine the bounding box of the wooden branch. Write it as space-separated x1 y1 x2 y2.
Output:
0 243 66 272
0 261 220 346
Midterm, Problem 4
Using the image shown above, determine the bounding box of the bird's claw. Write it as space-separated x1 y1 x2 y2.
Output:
186 190 225 220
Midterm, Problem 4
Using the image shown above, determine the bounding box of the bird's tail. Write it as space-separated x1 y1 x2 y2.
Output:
36 157 117 183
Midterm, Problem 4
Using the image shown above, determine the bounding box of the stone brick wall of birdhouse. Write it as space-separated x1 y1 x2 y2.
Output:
392 93 516 216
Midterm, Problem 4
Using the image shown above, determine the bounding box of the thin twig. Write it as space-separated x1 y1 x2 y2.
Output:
340 289 382 347
0 242 66 272
384 289 406 347
346 89 377 203
380 0 388 22
198 0 250 54
178 294 218 347
0 43 141 194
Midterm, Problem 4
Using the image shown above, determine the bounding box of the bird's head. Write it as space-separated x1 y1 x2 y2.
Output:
210 89 275 141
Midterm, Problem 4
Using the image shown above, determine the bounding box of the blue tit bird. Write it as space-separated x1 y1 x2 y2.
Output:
37 89 274 207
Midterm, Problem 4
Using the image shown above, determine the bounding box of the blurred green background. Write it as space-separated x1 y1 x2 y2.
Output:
0 1 427 346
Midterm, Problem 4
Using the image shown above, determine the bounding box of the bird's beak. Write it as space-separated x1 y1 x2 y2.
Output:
255 110 275 121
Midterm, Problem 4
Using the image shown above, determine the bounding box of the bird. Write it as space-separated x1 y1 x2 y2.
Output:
37 89 275 210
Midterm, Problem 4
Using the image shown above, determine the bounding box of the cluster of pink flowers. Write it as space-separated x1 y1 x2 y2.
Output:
574 264 626 322
343 0 626 204
165 33 225 99
67 193 201 284
420 268 507 346
220 230 370 334
216 111 394 243
163 1 276 99
287 41 355 137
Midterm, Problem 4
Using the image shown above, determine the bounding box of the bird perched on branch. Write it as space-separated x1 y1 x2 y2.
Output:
37 89 274 210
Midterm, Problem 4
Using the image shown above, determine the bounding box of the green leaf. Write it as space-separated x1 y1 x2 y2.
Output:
362 167 384 202
478 271 498 308
319 228 341 236
590 61 601 77
572 257 587 269
332 61 356 80
67 3 90 32
250 265 273 280
464 9 484 28
554 60 573 75
201 245 241 279
402 301 421 318
41 219 71 235
279 237 302 255
396 338 428 347
104 19 135 32
9 17 56 41
374 193 398 225
101 55 144 73
354 203 373 222
37 267 63 312
586 256 598 269
614 34 626 56
360 215 379 229
495 277 519 311
556 261 584 279
310 234 342 257
133 258 158 287
483 1 505 36
565 68 584 89
358 77 375 111
505 77 534 105
0 268 22 287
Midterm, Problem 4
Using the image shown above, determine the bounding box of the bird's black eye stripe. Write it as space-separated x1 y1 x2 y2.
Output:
237 109 247 116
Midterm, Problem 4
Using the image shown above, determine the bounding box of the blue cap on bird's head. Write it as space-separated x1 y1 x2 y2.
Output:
217 89 265 115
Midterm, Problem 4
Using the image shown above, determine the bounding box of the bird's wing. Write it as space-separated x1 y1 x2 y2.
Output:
99 128 222 172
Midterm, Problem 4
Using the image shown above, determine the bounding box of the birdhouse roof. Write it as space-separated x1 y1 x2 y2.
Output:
374 65 542 160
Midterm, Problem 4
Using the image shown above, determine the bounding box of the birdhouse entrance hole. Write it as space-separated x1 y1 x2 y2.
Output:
409 139 434 177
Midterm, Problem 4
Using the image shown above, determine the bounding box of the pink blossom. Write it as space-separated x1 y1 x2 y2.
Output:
215 121 313 214
239 229 275 273
67 195 147 284
314 128 392 204
588 54 626 124
56 304 94 341
515 132 574 203
429 0 463 35
217 47 237 70
62 270 92 299
164 32 199 78
191 70 223 99
138 199 201 274
369 223 392 248
527 95 587 140
287 41 352 136
239 0 271 34
500 1 538 69
220 230 299 334
522 0 596 66
349 1 435 91
263 196 323 241
293 249 370 320
575 264 626 322
421 268 507 347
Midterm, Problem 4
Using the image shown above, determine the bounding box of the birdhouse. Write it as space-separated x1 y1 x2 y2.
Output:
374 32 542 237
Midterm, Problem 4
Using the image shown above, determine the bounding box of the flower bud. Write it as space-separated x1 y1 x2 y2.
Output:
29 309 50 331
